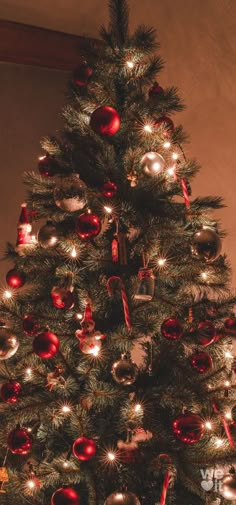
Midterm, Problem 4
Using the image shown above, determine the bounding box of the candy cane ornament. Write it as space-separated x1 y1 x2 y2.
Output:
107 276 131 330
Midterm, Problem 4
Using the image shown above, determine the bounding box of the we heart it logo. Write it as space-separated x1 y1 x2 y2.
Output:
201 480 214 491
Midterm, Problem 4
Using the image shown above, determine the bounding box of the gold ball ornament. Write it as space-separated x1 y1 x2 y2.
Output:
111 354 138 386
0 329 19 360
104 491 141 505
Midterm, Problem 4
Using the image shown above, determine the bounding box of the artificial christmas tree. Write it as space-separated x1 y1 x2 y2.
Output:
0 1 236 504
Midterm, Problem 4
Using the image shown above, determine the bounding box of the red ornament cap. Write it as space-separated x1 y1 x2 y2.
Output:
190 352 212 373
0 381 21 403
7 427 33 455
6 268 25 289
90 106 121 137
173 412 204 444
101 181 118 198
161 318 183 340
33 331 59 359
72 436 96 461
76 213 101 239
51 487 80 505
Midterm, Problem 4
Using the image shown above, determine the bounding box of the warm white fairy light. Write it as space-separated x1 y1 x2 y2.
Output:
27 428 32 432
172 152 178 160
163 141 171 149
215 438 224 448
61 404 72 414
166 166 176 177
49 236 57 246
63 461 70 468
126 60 135 69
100 447 119 467
201 271 209 281
70 247 77 258
205 421 213 430
225 380 231 387
3 290 12 299
25 367 33 379
134 403 142 413
143 124 153 134
90 345 101 357
31 235 37 244
225 411 232 420
208 384 212 389
104 205 113 214
76 313 83 320
26 479 36 490
107 451 116 462
225 350 233 359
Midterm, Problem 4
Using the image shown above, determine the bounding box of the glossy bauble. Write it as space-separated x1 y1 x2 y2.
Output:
148 83 164 99
221 472 236 500
51 487 80 505
111 355 138 386
38 155 59 177
173 412 204 444
196 320 216 346
90 106 120 136
79 335 102 355
54 174 87 212
0 329 19 360
190 352 212 373
72 436 96 461
76 213 101 239
23 315 38 335
191 227 222 262
101 181 118 198
51 287 75 310
73 62 93 87
7 427 33 455
141 151 165 176
225 317 236 335
0 381 21 402
33 331 59 359
104 491 141 505
6 268 25 289
154 115 174 136
38 222 59 248
161 318 183 340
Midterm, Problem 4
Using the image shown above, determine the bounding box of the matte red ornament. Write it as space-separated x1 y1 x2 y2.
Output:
196 320 216 346
0 381 21 403
51 287 75 310
173 412 204 444
161 318 183 340
33 331 59 359
38 155 59 177
101 181 118 198
225 317 236 334
7 427 33 455
23 315 38 336
154 115 174 136
148 83 164 99
6 268 25 289
51 487 80 505
76 213 101 239
190 352 212 373
72 436 96 461
90 106 120 136
73 62 92 87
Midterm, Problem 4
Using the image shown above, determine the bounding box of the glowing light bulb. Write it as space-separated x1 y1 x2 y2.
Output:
201 271 208 281
126 60 135 69
90 345 100 357
167 166 176 177
76 313 83 320
225 351 233 359
215 438 224 447
27 428 32 432
225 380 231 387
107 452 116 462
104 205 112 214
172 152 178 160
27 479 36 489
70 247 77 258
134 403 142 413
225 411 232 420
31 235 37 243
61 404 71 414
25 367 33 377
63 461 69 468
163 141 171 149
49 236 57 246
205 421 213 430
143 124 153 134
4 290 12 299
157 257 167 268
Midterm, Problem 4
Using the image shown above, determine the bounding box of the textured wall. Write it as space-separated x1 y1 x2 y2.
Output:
0 0 235 287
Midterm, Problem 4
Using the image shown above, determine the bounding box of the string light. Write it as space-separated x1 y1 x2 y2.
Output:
60 403 72 415
163 141 171 149
143 124 153 134
76 313 83 320
104 205 113 214
107 451 116 462
63 461 70 468
126 60 135 69
166 166 176 178
134 403 143 414
3 290 12 300
225 351 233 359
100 447 119 467
90 345 101 357
225 411 232 420
49 236 57 246
26 479 36 490
225 380 231 388
70 247 77 258
215 438 224 448
25 367 33 380
172 152 178 160
205 421 213 430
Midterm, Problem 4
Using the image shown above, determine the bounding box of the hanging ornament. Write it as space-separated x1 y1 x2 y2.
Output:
191 227 222 262
154 115 174 136
221 470 236 500
38 155 59 177
75 302 105 354
148 82 164 99
73 61 93 87
101 181 118 198
0 466 9 494
104 491 141 505
7 427 33 455
15 204 32 253
46 364 65 391
111 234 119 262
38 221 59 248
90 105 120 136
51 286 75 310
107 277 131 330
79 336 102 355
190 352 212 373
225 317 236 334
54 174 87 212
51 487 80 505
23 315 38 336
33 331 59 359
161 318 183 340
134 267 155 301
173 412 204 444
0 381 21 403
6 268 25 289
111 354 138 386
196 320 216 346
0 329 19 360
76 212 101 239
72 436 96 461
141 151 165 176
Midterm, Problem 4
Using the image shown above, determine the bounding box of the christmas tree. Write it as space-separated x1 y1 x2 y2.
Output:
1 1 236 504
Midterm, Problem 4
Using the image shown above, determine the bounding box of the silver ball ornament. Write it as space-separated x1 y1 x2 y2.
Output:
111 354 138 386
141 151 165 176
191 227 222 262
54 174 87 212
0 329 19 360
38 222 59 248
221 472 236 500
104 491 141 505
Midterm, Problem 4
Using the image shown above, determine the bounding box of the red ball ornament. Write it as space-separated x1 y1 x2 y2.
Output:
51 487 80 505
7 427 33 455
173 412 204 444
154 115 174 136
51 287 75 310
73 62 92 87
6 268 25 289
148 83 164 99
33 331 59 359
72 436 96 461
23 315 38 336
1 381 21 403
196 320 216 346
190 352 212 373
101 181 118 198
76 213 101 239
225 317 236 335
161 318 183 340
90 106 120 136
38 155 59 177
